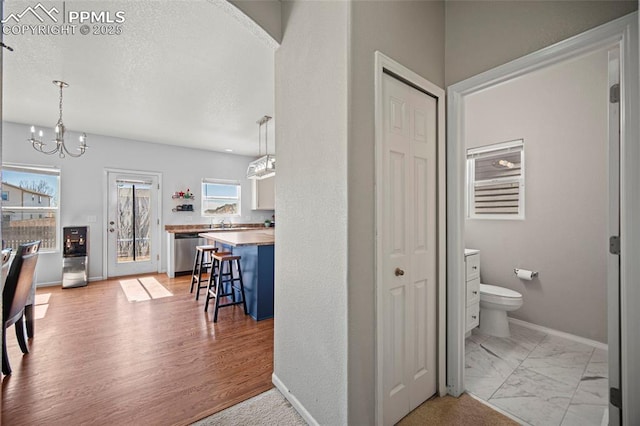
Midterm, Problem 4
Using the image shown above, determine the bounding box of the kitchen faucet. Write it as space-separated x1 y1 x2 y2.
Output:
219 218 229 229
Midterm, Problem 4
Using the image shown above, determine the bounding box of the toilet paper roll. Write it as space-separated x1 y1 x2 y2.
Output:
515 268 536 280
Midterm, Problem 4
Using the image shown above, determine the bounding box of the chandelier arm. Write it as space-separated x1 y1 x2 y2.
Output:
61 142 85 158
30 139 62 155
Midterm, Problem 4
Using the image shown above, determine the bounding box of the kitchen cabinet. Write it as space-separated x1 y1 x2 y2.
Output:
465 249 480 333
251 176 275 210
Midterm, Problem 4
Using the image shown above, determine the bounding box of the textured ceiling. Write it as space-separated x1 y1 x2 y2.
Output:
2 0 276 156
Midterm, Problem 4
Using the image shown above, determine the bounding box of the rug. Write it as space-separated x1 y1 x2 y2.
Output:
192 389 518 425
191 388 306 426
397 393 519 425
119 277 173 302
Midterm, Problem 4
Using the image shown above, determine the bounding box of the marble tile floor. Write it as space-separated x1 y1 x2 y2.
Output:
465 323 608 426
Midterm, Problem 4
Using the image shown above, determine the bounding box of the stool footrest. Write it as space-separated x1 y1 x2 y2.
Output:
218 300 245 308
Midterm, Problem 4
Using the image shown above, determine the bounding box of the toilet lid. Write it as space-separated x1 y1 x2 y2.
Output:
480 283 522 298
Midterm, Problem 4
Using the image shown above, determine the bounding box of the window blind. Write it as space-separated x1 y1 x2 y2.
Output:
467 140 524 218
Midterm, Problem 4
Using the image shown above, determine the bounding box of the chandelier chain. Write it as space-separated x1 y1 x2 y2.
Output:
58 83 64 125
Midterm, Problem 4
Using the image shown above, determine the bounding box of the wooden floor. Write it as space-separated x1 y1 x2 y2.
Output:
1 273 274 425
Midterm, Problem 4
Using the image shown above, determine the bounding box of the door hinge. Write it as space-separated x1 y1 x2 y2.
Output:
610 84 620 103
157 254 159 261
157 183 160 190
610 387 622 408
609 236 620 255
157 218 160 225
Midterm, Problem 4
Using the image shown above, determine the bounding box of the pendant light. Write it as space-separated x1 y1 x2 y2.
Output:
246 115 275 180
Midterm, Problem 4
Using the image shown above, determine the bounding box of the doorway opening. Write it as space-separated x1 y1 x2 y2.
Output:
446 12 638 425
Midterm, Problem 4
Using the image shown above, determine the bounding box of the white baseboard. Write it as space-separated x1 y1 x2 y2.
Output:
509 317 608 351
272 373 319 426
36 276 104 288
35 281 62 288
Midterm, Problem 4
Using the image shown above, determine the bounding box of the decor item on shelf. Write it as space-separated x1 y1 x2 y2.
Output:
172 189 195 200
247 115 275 180
27 80 88 158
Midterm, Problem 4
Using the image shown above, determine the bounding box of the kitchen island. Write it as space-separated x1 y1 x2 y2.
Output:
165 224 265 278
199 229 274 321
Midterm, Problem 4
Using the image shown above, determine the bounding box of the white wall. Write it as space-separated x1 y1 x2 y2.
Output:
274 1 349 424
464 50 609 342
445 0 637 85
2 121 273 285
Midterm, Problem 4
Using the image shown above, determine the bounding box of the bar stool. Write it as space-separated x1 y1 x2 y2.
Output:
190 245 218 300
205 253 248 322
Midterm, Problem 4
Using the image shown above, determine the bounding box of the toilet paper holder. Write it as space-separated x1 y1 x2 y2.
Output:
514 268 538 279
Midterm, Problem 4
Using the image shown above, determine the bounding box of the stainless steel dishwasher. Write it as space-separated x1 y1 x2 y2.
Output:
174 233 204 275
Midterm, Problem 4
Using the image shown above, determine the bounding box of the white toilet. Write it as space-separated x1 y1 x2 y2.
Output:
479 283 523 337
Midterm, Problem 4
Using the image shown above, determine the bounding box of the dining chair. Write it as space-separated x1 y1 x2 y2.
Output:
1 248 12 291
2 241 41 375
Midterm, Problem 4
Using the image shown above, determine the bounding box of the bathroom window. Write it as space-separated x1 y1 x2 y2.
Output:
466 139 524 219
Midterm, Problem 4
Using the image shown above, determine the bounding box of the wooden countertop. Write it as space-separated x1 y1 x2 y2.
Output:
165 224 265 234
199 229 275 247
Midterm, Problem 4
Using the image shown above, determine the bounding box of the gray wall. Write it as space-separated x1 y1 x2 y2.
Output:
274 1 349 424
229 0 282 44
445 0 637 85
464 50 609 342
2 121 273 285
348 1 444 423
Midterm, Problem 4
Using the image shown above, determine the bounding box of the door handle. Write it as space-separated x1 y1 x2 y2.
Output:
395 268 405 277
109 228 115 233
109 221 115 225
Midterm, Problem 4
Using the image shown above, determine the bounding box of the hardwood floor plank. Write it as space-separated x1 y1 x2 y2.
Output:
2 274 274 425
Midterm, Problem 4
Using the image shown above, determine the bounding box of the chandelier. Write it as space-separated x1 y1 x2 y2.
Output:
246 115 275 180
28 80 88 158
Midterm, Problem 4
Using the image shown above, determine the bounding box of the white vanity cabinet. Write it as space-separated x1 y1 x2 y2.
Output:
464 249 480 332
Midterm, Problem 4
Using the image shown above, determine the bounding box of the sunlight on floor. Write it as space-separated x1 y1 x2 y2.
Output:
34 292 51 319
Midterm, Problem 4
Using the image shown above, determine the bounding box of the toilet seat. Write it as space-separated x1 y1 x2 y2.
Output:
480 283 521 299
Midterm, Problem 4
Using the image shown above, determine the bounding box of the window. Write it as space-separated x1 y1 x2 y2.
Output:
201 179 241 217
467 139 524 219
1 164 60 252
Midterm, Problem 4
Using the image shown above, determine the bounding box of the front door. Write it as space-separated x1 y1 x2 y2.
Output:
106 171 160 277
381 71 438 425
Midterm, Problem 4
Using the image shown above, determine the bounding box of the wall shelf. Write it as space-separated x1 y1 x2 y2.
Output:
172 192 194 211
